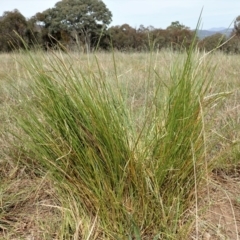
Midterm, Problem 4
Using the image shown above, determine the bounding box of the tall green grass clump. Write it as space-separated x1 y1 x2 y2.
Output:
13 43 217 238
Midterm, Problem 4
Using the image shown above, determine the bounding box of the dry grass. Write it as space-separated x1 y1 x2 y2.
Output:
0 50 240 239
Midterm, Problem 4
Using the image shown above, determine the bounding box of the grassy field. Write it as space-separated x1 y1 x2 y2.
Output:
0 48 240 239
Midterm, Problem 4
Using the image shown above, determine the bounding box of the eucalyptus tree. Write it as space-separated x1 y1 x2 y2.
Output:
34 0 112 50
165 21 195 51
233 15 240 37
167 21 189 31
0 9 27 51
198 33 227 52
225 15 240 54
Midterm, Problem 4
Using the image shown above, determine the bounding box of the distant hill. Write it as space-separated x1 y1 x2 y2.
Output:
208 27 227 31
196 28 233 39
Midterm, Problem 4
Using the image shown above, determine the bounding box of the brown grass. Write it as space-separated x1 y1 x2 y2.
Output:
0 51 240 239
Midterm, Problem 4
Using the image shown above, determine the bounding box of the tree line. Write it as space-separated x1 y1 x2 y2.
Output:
0 0 240 53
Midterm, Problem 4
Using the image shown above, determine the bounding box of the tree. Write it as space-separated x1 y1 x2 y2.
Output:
233 15 240 36
0 9 28 51
167 21 189 31
24 18 43 48
165 22 194 51
226 15 240 54
34 0 112 50
108 24 139 50
198 33 227 52
224 37 240 54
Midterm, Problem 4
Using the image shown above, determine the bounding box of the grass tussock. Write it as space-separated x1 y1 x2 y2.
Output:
1 47 239 239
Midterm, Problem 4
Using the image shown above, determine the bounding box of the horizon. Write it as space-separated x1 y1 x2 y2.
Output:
0 0 239 30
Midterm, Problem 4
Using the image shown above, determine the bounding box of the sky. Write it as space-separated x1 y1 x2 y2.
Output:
0 0 239 30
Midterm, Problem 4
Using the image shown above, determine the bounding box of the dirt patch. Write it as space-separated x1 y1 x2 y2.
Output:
193 168 240 240
0 174 61 240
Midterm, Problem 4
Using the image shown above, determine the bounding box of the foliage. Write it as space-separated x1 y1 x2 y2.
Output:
167 21 190 30
0 5 239 54
223 15 240 54
107 24 195 52
108 24 146 51
0 10 27 51
233 15 240 36
224 36 240 54
33 0 112 50
198 33 227 52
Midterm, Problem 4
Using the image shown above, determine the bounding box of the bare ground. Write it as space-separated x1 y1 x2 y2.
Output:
192 167 240 240
0 166 61 240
